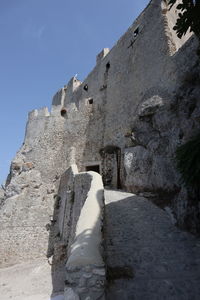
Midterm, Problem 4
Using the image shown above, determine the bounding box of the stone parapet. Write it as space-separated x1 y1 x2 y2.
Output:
28 107 50 120
64 171 105 300
96 48 110 65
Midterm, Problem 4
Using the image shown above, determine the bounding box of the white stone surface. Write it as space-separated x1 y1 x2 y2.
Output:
0 259 64 300
67 172 104 267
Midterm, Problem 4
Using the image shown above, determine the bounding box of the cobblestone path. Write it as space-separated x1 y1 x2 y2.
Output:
104 190 200 300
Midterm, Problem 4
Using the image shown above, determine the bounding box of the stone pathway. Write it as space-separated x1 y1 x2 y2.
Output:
104 190 200 300
0 258 64 300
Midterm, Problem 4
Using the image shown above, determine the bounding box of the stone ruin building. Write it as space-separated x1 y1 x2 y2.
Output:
0 0 200 299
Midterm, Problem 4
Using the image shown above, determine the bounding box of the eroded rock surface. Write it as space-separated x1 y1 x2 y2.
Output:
104 190 200 300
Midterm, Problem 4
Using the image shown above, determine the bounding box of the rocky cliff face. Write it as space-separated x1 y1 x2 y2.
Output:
124 53 200 234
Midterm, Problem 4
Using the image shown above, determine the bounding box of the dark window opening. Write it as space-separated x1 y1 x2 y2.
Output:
83 84 88 91
86 165 100 174
61 108 67 117
134 27 139 37
88 98 93 104
106 62 110 71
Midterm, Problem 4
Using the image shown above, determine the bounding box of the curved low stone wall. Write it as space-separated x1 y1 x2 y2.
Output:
64 171 105 300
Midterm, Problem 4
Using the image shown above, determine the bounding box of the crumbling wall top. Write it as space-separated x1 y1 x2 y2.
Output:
96 48 110 65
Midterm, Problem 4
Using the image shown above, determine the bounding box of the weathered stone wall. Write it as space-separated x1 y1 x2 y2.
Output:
123 36 200 233
54 167 95 256
24 107 69 182
47 168 105 297
57 165 78 243
0 168 55 267
65 171 105 300
0 106 69 266
1 0 200 270
55 0 197 190
48 0 199 232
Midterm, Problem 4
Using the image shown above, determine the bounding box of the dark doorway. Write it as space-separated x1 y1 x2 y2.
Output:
86 165 100 174
100 145 121 189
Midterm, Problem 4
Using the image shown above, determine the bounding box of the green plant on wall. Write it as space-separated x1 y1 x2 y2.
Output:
168 0 200 40
175 132 200 198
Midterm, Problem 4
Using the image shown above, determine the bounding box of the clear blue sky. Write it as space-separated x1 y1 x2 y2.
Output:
0 0 149 184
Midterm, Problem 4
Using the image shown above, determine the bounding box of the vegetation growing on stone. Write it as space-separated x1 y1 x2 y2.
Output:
168 0 200 40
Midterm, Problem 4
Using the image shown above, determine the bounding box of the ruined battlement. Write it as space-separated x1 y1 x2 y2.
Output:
96 48 110 64
28 107 50 120
47 0 192 123
25 0 192 132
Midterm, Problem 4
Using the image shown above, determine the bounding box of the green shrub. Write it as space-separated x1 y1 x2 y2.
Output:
175 133 200 192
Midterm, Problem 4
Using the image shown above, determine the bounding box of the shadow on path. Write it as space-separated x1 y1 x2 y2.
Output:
104 190 200 300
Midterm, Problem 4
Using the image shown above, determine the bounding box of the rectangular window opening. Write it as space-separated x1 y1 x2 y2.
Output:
86 165 100 174
88 98 93 104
